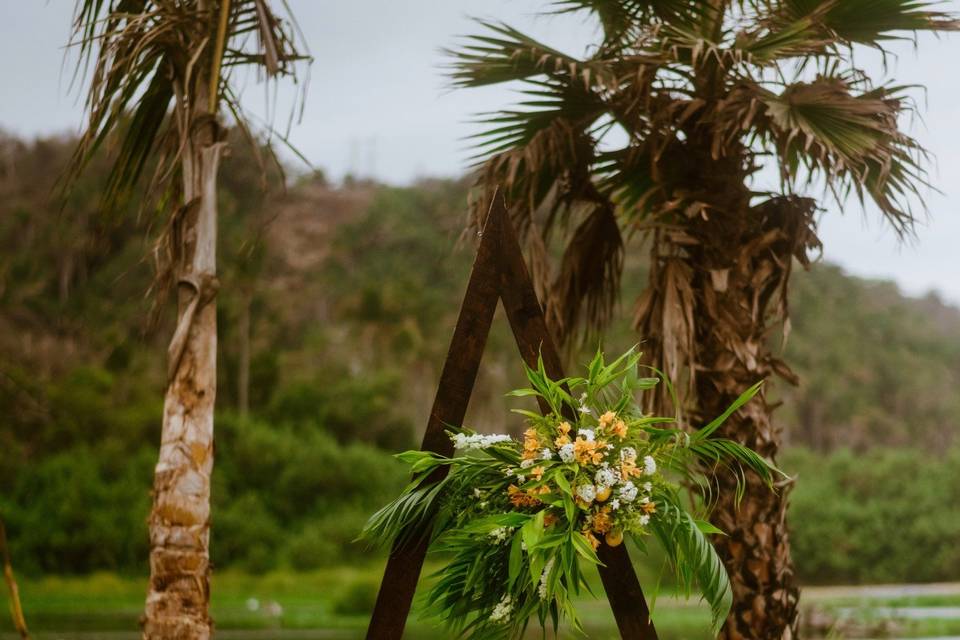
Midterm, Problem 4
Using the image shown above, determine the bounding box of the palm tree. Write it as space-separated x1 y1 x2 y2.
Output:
451 2 955 637
66 2 305 637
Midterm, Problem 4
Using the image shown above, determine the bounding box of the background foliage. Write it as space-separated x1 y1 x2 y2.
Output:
0 131 958 583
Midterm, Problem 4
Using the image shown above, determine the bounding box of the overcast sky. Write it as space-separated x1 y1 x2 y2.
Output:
3 1 958 305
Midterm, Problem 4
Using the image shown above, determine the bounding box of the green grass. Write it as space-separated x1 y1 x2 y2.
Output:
3 568 960 639
0 564 714 639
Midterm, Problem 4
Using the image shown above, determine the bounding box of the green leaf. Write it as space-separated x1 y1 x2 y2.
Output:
694 381 763 440
508 531 524 588
571 531 601 565
694 519 725 536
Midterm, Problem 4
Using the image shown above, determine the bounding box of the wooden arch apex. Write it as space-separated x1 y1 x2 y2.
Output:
366 195 659 640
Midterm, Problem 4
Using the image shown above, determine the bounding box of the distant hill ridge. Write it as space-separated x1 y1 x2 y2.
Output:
0 132 958 455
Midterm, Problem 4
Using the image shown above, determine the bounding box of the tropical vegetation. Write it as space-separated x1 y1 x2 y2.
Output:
1 135 959 630
450 1 958 636
363 348 778 637
65 0 306 635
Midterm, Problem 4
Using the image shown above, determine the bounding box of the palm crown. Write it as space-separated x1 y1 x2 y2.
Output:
68 0 306 215
451 0 956 344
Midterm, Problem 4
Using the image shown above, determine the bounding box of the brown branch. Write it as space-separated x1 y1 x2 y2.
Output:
0 518 29 639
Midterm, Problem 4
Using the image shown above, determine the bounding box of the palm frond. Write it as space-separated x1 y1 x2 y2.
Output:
448 20 613 89
65 0 307 215
551 0 708 47
754 76 928 233
780 0 959 46
648 501 732 633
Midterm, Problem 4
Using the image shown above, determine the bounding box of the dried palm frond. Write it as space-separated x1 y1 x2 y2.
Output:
451 0 955 356
64 0 309 301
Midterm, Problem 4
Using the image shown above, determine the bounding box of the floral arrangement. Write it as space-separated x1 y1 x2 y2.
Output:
362 347 777 638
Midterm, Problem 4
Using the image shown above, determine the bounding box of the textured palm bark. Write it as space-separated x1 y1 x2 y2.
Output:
634 140 816 638
143 118 223 639
687 195 813 640
709 410 798 640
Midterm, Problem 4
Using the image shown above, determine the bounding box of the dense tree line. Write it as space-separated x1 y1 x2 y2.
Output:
1 132 958 583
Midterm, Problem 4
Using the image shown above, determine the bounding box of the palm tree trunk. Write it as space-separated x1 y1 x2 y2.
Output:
637 165 815 637
692 196 817 640
699 378 799 640
143 112 223 639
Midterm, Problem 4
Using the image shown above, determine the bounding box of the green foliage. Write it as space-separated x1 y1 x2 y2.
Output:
332 577 381 616
2 131 960 585
363 347 776 636
0 407 406 575
785 446 960 584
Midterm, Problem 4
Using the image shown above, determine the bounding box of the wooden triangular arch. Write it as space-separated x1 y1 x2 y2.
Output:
366 196 659 639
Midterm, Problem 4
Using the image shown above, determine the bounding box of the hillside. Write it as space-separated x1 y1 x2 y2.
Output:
1 132 959 582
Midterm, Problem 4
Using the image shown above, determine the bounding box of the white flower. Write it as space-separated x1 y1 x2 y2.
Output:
619 481 638 503
488 526 514 544
490 594 513 622
643 455 658 475
558 443 576 463
473 488 482 498
520 458 535 469
610 498 621 510
451 433 513 451
639 495 650 505
578 428 595 442
517 475 526 483
639 514 651 526
537 558 555 600
620 446 637 461
541 448 554 461
576 483 597 503
578 393 593 415
506 468 515 476
595 468 618 488
643 482 653 493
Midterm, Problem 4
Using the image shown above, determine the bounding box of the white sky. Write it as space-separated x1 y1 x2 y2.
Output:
2 1 958 305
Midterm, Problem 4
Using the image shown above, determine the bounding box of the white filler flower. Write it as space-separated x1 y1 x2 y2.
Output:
595 467 618 488
558 443 576 463
490 594 513 622
643 455 658 475
576 483 597 503
451 433 513 451
619 481 638 502
488 527 514 544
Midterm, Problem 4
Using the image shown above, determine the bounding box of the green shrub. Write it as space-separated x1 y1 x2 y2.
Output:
332 577 380 616
784 446 960 584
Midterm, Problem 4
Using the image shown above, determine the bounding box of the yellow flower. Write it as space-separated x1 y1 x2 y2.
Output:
621 460 641 479
605 528 624 547
642 500 657 514
620 449 641 479
609 418 628 440
573 437 602 465
582 529 601 550
598 411 617 430
554 434 571 447
522 428 540 460
591 506 614 534
507 484 541 508
531 465 544 481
